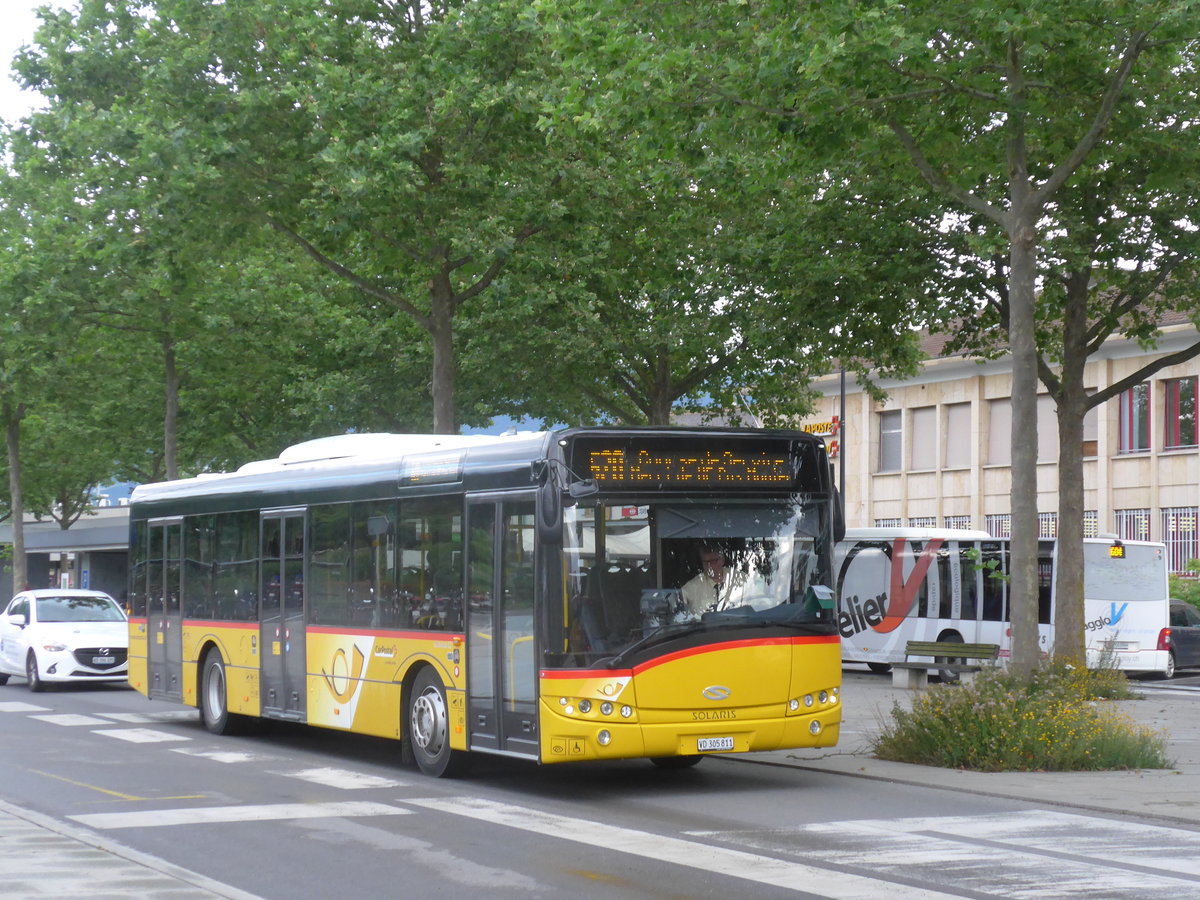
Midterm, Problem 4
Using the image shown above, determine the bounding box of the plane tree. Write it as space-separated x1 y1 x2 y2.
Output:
543 0 1200 672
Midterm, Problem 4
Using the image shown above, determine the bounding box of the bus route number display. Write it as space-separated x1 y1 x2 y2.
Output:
585 447 793 486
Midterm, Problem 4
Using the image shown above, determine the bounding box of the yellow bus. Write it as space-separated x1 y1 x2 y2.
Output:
127 427 843 776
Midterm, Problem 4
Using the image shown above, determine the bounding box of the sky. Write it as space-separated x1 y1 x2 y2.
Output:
1 1 66 124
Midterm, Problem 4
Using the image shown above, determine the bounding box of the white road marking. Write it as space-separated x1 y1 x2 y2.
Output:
272 767 405 789
30 713 109 726
91 728 192 743
71 801 412 830
693 809 1200 899
0 701 51 712
402 796 961 900
171 748 266 764
96 712 157 723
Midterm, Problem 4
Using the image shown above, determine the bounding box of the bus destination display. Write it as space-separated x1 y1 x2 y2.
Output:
585 446 793 486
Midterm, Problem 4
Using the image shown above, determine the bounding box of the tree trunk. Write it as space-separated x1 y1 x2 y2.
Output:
4 402 26 593
428 282 457 435
162 334 180 481
1051 281 1090 665
1008 223 1041 678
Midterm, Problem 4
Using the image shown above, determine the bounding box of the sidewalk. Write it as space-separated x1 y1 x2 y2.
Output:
760 668 1200 826
0 797 261 899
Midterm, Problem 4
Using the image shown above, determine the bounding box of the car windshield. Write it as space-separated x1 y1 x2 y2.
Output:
35 595 125 623
556 499 836 667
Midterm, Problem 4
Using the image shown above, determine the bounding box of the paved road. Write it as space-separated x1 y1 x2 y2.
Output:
3 669 1200 898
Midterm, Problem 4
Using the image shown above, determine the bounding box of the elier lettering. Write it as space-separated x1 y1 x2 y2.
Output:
837 592 887 639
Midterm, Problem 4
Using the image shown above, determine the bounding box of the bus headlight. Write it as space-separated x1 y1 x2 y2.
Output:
803 694 815 708
597 730 612 746
600 701 613 716
809 721 822 735
578 699 592 713
620 705 633 718
818 690 829 704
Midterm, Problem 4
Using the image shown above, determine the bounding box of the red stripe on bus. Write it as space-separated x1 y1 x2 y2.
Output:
539 634 838 680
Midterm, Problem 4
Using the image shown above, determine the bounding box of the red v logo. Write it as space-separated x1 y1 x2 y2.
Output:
876 537 943 633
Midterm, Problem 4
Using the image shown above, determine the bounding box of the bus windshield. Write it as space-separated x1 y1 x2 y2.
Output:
561 499 836 666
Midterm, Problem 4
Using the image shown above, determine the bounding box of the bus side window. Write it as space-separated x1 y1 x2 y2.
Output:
958 548 979 621
981 541 1005 622
937 547 954 618
1038 542 1053 625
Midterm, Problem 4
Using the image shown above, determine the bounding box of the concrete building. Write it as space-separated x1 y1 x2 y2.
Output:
802 314 1200 572
0 507 130 599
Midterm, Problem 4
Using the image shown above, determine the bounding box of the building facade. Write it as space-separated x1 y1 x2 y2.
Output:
803 317 1200 572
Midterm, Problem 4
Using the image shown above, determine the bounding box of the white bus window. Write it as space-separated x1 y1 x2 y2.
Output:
981 542 1006 622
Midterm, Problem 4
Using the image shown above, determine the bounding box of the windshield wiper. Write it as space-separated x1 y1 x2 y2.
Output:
598 621 710 668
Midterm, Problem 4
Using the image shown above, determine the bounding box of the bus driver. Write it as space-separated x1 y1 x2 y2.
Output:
681 544 746 615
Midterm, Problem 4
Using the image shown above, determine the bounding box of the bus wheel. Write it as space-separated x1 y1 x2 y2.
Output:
934 632 965 684
866 663 892 674
650 755 703 770
409 668 469 778
200 649 242 735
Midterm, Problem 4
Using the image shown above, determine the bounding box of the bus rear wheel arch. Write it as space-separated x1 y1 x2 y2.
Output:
407 666 469 778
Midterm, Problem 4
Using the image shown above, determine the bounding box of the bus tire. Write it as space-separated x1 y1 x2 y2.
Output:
409 667 469 778
650 755 703 770
867 662 892 674
934 632 965 684
200 648 244 736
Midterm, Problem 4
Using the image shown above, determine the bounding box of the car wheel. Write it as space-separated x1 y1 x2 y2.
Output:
200 649 243 735
1164 650 1177 680
26 652 45 693
934 632 965 684
408 667 468 778
650 755 704 770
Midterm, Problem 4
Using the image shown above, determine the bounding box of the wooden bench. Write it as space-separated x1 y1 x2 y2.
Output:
890 641 1000 689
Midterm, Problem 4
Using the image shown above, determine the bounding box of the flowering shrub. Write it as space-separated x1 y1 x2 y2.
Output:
871 663 1170 771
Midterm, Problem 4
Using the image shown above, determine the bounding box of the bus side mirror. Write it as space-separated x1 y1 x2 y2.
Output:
832 486 846 543
536 474 562 545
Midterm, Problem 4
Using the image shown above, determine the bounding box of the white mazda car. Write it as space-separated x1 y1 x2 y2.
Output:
0 589 129 691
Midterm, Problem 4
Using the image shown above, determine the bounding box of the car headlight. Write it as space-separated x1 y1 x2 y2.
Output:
41 642 69 652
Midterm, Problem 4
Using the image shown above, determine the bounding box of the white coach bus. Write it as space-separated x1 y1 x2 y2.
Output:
835 528 1172 678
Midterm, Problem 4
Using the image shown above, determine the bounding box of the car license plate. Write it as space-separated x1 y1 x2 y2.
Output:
697 736 734 752
93 656 115 665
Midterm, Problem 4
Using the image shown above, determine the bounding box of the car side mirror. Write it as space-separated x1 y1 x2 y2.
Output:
5 612 28 628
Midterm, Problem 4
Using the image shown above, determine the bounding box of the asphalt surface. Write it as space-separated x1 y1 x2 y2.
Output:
3 667 1198 898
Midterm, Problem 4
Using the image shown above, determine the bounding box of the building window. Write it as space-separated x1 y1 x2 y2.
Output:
1118 383 1150 453
984 514 1012 538
1037 512 1058 538
1162 507 1199 574
1083 510 1098 538
1165 377 1198 449
879 410 902 472
1036 395 1058 463
907 516 936 528
1115 509 1151 541
944 515 973 530
987 399 1011 465
874 517 902 528
943 403 971 469
910 406 936 470
1082 401 1098 458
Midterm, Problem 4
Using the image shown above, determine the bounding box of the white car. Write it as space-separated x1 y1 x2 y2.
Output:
0 589 129 691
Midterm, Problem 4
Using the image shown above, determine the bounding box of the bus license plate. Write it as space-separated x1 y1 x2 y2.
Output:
93 656 115 665
698 737 734 752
